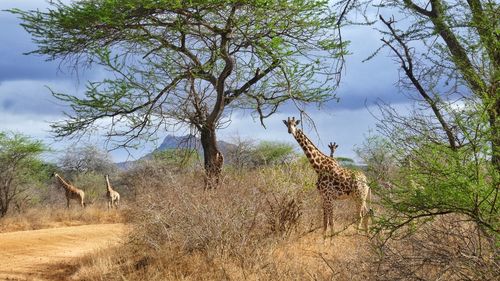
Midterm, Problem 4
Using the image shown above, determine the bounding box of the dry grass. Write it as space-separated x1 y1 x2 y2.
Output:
8 161 497 280
0 203 125 233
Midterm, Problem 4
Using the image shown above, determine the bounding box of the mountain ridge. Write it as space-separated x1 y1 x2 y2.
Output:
116 135 235 169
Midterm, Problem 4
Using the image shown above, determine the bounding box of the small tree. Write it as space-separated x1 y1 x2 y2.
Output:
251 141 296 166
225 135 255 171
152 148 199 170
58 144 116 177
355 135 398 182
0 132 46 217
11 0 345 188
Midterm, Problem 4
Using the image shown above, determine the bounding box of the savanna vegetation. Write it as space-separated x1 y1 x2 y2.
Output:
2 0 498 280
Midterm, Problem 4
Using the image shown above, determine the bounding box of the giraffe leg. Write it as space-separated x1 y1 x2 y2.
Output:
357 200 368 234
322 201 334 245
66 198 70 209
322 207 328 238
328 208 334 236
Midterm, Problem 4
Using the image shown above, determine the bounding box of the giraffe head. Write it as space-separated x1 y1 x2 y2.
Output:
328 142 338 155
282 116 300 136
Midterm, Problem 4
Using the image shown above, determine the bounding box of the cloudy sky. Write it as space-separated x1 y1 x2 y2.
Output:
0 0 408 163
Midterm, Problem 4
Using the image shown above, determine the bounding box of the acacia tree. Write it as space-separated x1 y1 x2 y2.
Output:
11 0 345 188
369 0 498 225
366 0 499 169
0 132 46 217
350 0 499 277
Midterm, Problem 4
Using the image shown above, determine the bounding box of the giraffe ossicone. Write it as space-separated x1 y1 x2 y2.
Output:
283 117 371 236
328 142 339 158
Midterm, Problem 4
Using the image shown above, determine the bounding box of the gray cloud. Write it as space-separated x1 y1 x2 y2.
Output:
0 1 99 83
0 79 80 115
0 3 64 82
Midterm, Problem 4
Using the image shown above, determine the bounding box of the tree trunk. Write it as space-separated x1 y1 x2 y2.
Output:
489 101 500 172
200 123 223 189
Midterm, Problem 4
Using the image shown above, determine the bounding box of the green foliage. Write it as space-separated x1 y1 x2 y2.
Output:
151 149 199 169
372 137 499 238
335 156 358 169
0 132 46 217
71 171 106 205
251 141 295 166
355 0 500 250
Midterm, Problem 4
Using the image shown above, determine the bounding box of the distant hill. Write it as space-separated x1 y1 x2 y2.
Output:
154 135 236 156
116 135 236 169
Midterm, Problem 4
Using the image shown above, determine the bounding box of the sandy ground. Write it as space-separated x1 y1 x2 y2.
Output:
0 223 127 281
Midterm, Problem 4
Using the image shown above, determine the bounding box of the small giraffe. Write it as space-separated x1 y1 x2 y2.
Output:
283 117 370 236
105 175 120 209
328 142 339 158
204 151 224 190
53 173 85 208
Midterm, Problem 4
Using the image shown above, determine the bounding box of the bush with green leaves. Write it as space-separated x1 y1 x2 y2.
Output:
250 141 296 167
151 149 199 170
0 132 47 217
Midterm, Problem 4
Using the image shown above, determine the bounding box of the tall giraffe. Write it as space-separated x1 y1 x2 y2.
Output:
283 117 370 235
328 142 339 158
53 173 85 208
105 175 120 209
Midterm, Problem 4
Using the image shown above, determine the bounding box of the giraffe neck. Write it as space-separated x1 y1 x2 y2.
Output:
294 130 340 174
56 175 77 192
105 176 113 192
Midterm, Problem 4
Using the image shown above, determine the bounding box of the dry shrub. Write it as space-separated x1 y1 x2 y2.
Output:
372 215 499 281
265 190 302 236
128 174 271 263
120 159 201 199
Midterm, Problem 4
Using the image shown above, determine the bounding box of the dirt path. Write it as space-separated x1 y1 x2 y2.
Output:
0 223 127 281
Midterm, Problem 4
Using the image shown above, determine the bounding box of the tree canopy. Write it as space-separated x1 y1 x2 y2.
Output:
10 0 346 187
353 0 499 241
10 0 343 143
0 132 46 217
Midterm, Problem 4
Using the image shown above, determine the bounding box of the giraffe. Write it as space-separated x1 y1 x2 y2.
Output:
105 175 120 209
204 151 224 190
328 142 339 158
52 173 85 208
283 117 371 236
